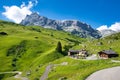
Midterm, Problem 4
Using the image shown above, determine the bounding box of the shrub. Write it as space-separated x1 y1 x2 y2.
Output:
12 58 17 62
12 63 16 67
59 77 67 80
0 74 4 80
34 77 39 80
0 32 8 35
50 32 54 36
35 36 39 39
31 27 41 32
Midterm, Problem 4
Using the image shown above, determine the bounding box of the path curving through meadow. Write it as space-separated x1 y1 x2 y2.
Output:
86 66 120 80
40 64 53 80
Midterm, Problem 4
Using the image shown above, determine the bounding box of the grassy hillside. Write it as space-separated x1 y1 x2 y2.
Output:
46 33 120 80
0 20 120 80
0 20 85 80
72 32 120 54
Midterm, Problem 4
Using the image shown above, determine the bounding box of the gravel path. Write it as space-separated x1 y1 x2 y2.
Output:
14 72 29 80
40 64 53 80
0 71 28 80
40 62 68 80
86 54 98 60
86 66 120 80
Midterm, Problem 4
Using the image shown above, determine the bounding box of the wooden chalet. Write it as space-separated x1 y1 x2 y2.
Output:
98 50 118 59
68 49 88 59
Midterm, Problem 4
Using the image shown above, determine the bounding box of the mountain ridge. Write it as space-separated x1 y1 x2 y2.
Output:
21 13 101 38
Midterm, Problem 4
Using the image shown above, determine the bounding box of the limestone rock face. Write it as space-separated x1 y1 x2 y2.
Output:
21 12 101 38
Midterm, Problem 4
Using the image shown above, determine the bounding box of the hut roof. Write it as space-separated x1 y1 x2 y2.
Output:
99 50 117 55
68 50 81 53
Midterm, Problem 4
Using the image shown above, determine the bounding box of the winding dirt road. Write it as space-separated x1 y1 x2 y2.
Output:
0 71 28 80
14 71 29 80
40 64 53 80
86 66 120 80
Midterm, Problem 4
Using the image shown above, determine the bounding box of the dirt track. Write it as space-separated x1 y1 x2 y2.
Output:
86 66 120 80
0 71 28 80
40 64 53 80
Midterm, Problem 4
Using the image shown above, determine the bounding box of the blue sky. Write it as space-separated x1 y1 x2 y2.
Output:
0 0 120 29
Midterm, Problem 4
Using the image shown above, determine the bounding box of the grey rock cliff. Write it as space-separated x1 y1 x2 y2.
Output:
21 13 101 38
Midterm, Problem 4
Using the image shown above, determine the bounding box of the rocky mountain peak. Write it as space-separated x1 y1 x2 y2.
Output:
20 13 101 38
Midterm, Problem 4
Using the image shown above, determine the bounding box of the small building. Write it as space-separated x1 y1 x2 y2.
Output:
98 50 118 59
68 49 88 59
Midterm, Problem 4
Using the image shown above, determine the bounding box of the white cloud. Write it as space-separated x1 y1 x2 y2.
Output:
109 22 120 32
97 22 120 32
97 25 108 31
2 0 38 23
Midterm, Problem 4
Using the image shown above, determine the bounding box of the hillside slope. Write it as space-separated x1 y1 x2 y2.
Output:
73 32 120 55
0 20 84 80
0 20 120 80
46 32 120 80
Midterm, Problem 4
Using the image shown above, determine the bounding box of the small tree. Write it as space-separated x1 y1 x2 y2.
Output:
50 32 54 36
56 41 62 53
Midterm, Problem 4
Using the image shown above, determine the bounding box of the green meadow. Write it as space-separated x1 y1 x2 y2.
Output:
0 20 120 80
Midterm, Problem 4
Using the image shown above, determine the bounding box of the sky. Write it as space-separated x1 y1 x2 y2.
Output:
0 0 120 31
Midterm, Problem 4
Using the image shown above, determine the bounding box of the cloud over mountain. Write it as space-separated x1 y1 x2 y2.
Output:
97 25 108 31
109 22 120 32
97 22 120 32
2 0 38 23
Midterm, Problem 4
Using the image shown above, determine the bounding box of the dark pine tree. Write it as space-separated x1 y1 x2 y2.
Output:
56 41 62 53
